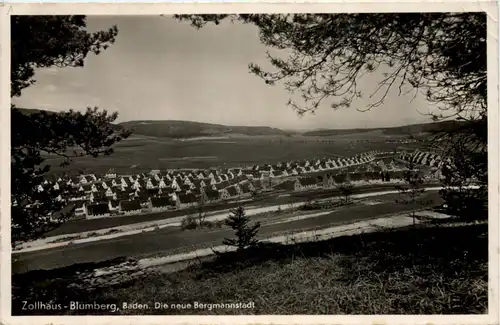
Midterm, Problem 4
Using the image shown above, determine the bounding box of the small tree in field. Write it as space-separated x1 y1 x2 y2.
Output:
336 179 354 204
223 207 261 251
196 195 208 226
395 161 427 226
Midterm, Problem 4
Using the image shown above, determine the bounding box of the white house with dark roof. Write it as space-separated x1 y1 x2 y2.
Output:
79 175 90 185
131 180 142 190
158 178 167 188
218 188 230 200
120 177 129 188
145 178 156 189
170 179 180 190
104 187 115 198
322 174 335 188
105 170 117 179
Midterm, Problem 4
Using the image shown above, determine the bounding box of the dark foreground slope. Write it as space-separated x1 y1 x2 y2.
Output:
12 220 487 315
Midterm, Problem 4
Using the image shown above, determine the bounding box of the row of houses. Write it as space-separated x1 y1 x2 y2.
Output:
274 169 411 192
39 151 384 197
72 177 272 219
41 151 382 188
397 150 446 168
77 161 414 219
41 150 393 219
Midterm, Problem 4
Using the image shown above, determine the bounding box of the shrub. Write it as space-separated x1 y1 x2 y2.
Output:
223 206 261 251
337 181 354 203
439 188 487 220
181 215 198 230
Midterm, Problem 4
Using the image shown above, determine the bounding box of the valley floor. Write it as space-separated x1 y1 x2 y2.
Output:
12 189 442 273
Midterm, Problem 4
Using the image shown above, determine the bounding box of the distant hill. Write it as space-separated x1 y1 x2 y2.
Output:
302 121 465 137
119 120 288 138
15 107 56 116
14 107 125 132
15 108 464 139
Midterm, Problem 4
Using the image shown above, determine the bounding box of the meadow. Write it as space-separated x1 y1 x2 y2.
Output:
44 131 419 175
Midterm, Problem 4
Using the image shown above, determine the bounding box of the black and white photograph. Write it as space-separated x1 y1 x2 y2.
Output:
2 3 498 321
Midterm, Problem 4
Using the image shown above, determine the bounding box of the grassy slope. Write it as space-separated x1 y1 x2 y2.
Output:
12 220 487 315
90 222 489 315
119 120 288 138
302 120 464 137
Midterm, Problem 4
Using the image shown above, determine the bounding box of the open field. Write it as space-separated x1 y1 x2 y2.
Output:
12 190 442 274
43 133 423 175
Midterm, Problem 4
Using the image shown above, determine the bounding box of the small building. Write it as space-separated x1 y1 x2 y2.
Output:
73 200 88 218
204 189 220 202
322 174 335 188
349 172 365 182
333 174 349 184
149 196 177 212
299 177 319 189
108 200 120 213
219 188 230 200
104 170 117 179
275 179 302 192
119 199 142 216
86 202 111 219
226 186 239 198
145 188 161 197
180 183 194 192
251 180 263 192
177 192 198 208
115 189 134 201
90 190 108 203
239 182 253 195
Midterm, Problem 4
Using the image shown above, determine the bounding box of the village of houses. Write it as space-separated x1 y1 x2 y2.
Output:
36 149 445 220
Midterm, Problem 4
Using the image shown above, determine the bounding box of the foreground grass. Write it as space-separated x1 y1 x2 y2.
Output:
13 221 486 315
116 225 487 315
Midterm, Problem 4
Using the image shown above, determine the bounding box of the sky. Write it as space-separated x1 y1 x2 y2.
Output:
13 15 437 131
